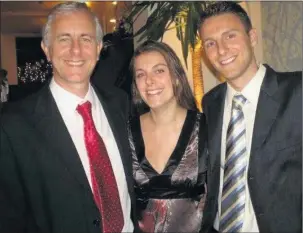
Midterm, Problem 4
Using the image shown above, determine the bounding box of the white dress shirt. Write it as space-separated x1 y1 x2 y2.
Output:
50 79 134 232
214 64 266 232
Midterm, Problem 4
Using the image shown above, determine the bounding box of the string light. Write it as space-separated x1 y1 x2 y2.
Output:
18 59 52 84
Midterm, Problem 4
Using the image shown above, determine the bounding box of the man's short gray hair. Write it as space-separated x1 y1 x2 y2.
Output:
42 2 103 47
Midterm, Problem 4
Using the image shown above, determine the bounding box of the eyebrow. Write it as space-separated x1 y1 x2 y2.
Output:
80 33 94 38
56 33 94 38
56 33 70 38
152 63 168 69
135 63 168 72
203 29 239 42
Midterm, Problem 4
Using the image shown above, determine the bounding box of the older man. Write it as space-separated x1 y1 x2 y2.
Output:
0 2 137 233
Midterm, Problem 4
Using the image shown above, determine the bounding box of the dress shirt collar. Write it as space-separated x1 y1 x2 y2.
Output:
50 78 97 113
226 64 266 108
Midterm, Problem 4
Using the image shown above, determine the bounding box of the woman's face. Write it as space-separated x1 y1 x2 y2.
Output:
134 51 176 110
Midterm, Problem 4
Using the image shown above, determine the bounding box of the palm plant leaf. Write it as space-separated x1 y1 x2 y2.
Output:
126 2 215 66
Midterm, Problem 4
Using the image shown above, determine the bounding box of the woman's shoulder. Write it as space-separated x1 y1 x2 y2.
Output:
128 112 149 137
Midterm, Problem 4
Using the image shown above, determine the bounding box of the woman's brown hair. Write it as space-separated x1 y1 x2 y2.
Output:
129 40 197 111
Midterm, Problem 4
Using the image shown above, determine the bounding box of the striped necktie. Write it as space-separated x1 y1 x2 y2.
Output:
220 94 247 232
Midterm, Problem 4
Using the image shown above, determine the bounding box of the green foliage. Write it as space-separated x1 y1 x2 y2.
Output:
125 1 214 67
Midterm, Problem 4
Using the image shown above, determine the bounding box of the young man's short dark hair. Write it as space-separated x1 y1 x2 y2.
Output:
200 1 252 33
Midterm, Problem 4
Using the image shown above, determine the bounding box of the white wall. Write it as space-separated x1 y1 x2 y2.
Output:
261 2 302 71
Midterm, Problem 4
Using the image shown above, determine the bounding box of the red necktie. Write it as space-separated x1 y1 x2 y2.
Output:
77 101 124 233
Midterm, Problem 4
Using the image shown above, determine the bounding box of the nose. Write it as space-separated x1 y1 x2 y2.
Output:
217 39 228 56
70 39 81 55
145 73 155 85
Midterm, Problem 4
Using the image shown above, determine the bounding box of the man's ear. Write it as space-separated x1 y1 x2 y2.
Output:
249 28 258 48
41 41 51 62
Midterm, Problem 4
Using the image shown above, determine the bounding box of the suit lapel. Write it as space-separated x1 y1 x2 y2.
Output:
204 84 227 217
94 87 133 188
207 84 227 173
94 87 139 223
250 66 280 154
32 87 92 194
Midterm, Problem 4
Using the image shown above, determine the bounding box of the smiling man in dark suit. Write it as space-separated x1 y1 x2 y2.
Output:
198 2 302 233
0 2 137 233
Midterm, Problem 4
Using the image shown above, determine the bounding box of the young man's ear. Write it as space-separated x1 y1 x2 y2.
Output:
249 28 258 48
41 41 51 62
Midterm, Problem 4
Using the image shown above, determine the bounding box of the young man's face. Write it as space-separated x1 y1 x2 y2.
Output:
199 13 258 86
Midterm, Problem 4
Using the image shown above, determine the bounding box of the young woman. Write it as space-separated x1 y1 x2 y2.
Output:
128 40 208 232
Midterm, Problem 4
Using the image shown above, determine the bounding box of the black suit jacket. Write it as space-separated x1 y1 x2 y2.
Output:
201 65 302 233
0 83 138 233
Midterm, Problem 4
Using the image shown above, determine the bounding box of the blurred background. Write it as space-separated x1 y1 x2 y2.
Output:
0 1 302 105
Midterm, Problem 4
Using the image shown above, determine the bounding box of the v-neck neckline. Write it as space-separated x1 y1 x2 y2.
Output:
131 110 197 176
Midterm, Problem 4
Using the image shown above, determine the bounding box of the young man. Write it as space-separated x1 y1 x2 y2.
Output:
199 2 302 233
0 2 137 233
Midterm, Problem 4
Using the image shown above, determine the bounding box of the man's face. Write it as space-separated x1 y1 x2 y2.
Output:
199 13 258 86
41 10 102 90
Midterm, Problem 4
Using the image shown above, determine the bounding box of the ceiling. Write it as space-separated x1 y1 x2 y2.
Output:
0 1 131 36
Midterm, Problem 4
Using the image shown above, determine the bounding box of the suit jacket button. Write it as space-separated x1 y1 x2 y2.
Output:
93 218 100 227
249 176 254 180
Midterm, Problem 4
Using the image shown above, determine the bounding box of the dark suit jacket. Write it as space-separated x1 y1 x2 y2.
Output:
0 83 138 233
200 65 302 233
